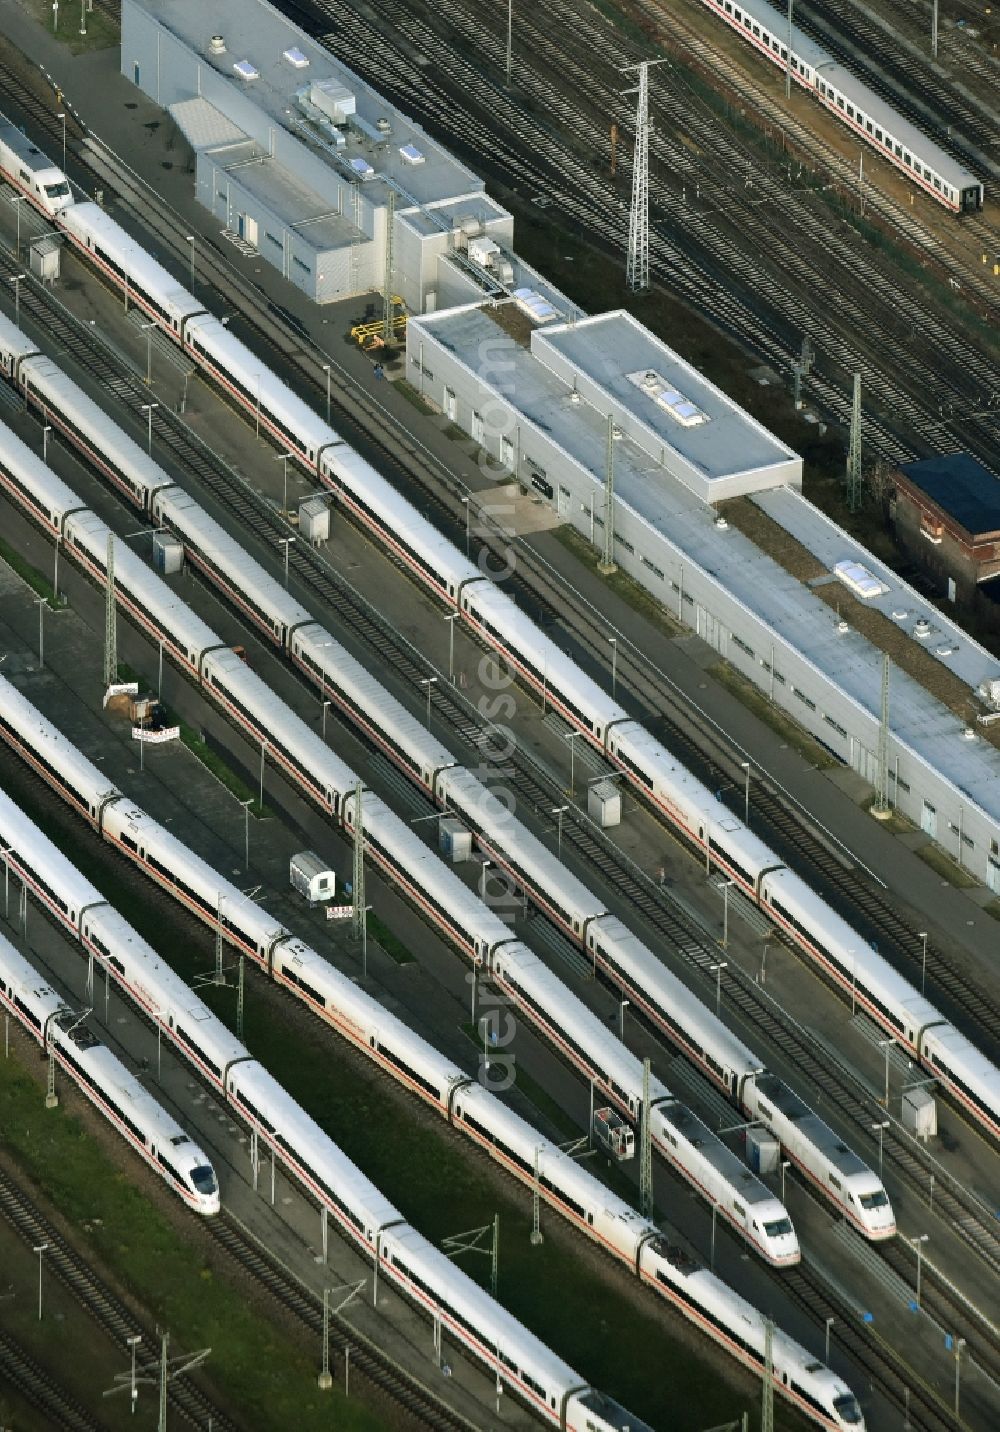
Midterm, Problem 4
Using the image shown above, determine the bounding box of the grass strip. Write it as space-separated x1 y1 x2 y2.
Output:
914 841 979 890
710 662 837 770
0 1047 380 1432
392 379 438 417
0 534 60 606
552 526 682 641
178 721 269 818
367 911 416 965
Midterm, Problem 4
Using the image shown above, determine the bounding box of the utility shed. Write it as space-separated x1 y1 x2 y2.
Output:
290 851 335 905
892 453 1000 598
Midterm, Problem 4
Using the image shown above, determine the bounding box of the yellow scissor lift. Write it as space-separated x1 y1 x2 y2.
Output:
350 296 407 350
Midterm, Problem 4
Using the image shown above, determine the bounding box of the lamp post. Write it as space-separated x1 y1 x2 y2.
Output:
824 1316 834 1363
10 272 27 329
322 363 331 423
740 760 750 823
127 1334 142 1413
954 1336 966 1418
33 1243 48 1320
780 1158 791 1206
43 424 51 464
238 797 252 871
79 0 86 35
274 450 293 515
185 234 195 290
870 1119 889 1181
710 1202 719 1271
461 495 471 558
140 401 159 455
910 1233 929 1307
608 636 618 699
276 535 296 588
34 596 46 669
619 997 629 1042
141 320 156 384
419 676 438 726
444 612 459 682
57 111 67 173
551 804 568 859
321 699 331 742
709 960 727 1015
918 930 928 996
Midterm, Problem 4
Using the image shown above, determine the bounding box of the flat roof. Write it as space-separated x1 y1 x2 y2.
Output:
0 122 64 177
204 137 363 252
415 304 1000 825
898 452 1000 535
753 485 1000 694
132 0 484 210
662 1104 775 1206
536 312 796 484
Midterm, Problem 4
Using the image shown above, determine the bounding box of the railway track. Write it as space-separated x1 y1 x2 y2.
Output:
4 228 1000 1386
1 47 997 1374
0 1329 107 1432
207 1216 480 1432
0 1167 239 1430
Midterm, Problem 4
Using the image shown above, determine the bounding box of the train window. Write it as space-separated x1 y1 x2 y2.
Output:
904 152 912 166
752 24 760 36
743 16 751 28
791 56 798 70
836 96 845 110
894 143 903 157
724 1 732 10
846 105 854 119
875 128 883 142
933 177 941 191
866 121 873 134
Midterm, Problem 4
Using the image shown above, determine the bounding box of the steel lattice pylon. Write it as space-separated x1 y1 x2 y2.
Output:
104 532 117 688
639 1057 653 1217
846 371 862 512
352 780 366 942
626 62 650 292
761 1317 774 1432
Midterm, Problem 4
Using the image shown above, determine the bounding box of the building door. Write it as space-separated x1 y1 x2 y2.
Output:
557 485 571 517
133 62 140 86
921 800 937 839
988 858 1000 895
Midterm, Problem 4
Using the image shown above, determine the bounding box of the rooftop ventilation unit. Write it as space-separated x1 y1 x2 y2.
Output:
283 46 309 68
377 116 392 134
626 368 708 427
233 60 260 81
714 516 728 530
208 34 226 54
311 79 356 124
569 389 581 405
399 142 425 166
349 156 375 180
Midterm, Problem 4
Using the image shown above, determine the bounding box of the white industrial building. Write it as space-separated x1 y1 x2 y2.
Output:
409 299 1000 889
121 0 564 311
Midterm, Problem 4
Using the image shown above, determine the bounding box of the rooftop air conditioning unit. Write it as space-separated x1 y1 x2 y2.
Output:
714 516 728 530
208 34 226 54
377 116 392 134
569 390 581 405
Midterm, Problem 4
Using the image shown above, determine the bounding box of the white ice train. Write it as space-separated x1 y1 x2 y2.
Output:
0 409 802 1260
0 788 865 1432
0 319 893 1237
0 315 895 1242
0 163 996 1143
690 0 984 213
0 927 219 1214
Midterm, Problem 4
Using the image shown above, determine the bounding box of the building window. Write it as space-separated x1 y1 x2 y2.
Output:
732 634 754 657
265 232 281 248
823 713 847 738
292 255 311 273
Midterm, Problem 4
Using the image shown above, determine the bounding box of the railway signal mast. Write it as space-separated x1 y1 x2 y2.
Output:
845 371 862 512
